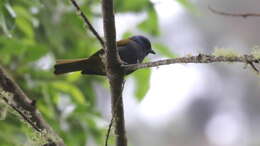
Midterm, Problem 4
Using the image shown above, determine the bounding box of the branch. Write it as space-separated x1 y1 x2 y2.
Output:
0 65 64 146
123 54 260 72
105 81 125 146
102 0 127 146
105 115 114 146
70 0 105 47
209 6 260 18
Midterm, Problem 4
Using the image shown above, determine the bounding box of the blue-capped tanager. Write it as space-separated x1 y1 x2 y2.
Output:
54 35 155 75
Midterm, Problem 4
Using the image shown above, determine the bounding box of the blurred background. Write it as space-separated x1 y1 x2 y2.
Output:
1 0 260 146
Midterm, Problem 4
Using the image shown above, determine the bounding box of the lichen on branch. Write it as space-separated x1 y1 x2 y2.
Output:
123 54 260 73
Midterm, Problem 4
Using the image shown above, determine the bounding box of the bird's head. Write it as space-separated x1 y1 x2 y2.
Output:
130 35 155 55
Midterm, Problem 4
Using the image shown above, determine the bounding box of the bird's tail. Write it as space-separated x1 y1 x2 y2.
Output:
54 58 88 75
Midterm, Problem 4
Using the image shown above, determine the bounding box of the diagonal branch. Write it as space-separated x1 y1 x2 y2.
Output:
102 0 127 146
208 6 260 18
123 54 260 72
0 65 64 146
70 0 105 47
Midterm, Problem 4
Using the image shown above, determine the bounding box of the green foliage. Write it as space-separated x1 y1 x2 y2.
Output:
0 106 50 145
115 0 151 12
0 0 105 145
138 8 159 35
0 0 184 145
154 43 177 58
0 1 16 37
133 69 151 101
51 81 86 104
176 0 198 13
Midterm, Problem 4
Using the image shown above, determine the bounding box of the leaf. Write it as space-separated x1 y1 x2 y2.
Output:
4 3 16 18
38 102 55 119
0 13 12 38
138 8 159 36
13 6 34 38
16 17 34 38
0 2 16 38
13 6 32 20
51 81 86 104
115 0 151 12
122 32 133 39
154 43 177 58
0 37 27 54
133 69 151 101
176 0 198 14
23 44 48 62
66 72 81 82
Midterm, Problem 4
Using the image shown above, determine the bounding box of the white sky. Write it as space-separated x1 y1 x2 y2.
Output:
138 64 204 124
122 0 196 125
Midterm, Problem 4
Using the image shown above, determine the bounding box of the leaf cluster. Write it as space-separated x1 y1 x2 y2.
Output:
0 0 182 145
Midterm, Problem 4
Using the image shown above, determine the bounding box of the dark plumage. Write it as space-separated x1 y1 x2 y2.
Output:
54 35 155 76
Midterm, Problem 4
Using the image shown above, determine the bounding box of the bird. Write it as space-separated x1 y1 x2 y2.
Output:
54 35 155 76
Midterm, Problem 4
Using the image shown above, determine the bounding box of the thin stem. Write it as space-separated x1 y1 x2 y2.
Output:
70 0 105 47
209 6 260 18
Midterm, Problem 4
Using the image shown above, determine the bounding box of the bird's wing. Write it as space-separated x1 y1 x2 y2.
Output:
56 49 104 64
81 49 106 75
116 39 131 47
56 38 130 66
56 58 88 64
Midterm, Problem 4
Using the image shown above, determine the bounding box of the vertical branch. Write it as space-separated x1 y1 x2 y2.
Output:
102 0 127 146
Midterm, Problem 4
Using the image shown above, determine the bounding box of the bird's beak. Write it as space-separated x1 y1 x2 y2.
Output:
150 49 156 54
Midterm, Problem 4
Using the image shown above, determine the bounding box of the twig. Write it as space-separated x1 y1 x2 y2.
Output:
102 0 127 146
0 65 65 146
248 62 259 73
244 55 259 73
105 81 125 146
123 54 260 71
208 6 260 18
1 95 42 132
105 115 114 146
70 0 105 47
